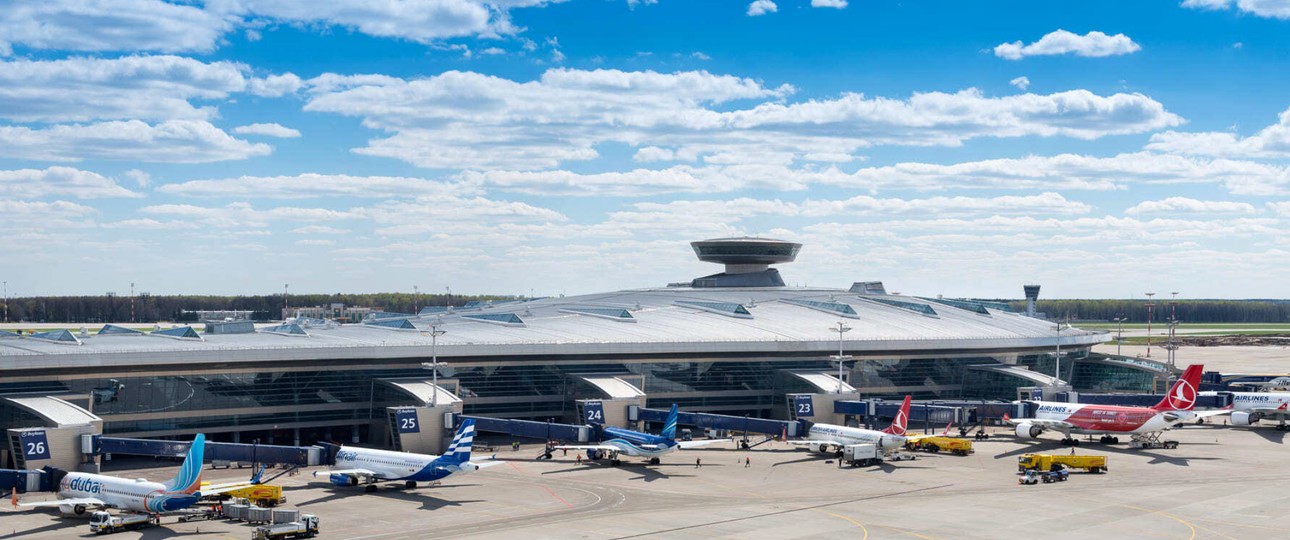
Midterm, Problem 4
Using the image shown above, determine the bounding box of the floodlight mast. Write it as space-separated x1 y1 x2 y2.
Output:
421 321 447 407
830 321 852 394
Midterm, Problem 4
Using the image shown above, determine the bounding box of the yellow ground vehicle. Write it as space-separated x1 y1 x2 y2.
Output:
200 483 286 507
1017 453 1107 473
905 436 974 456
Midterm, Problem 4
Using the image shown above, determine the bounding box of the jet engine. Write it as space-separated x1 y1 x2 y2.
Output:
59 504 88 516
587 449 602 460
877 436 902 450
809 442 833 455
329 473 358 487
1230 411 1260 426
1014 423 1043 439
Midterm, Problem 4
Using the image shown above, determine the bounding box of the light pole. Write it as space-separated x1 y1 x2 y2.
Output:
130 282 135 323
1112 316 1126 356
2 280 6 324
1167 292 1180 369
413 285 419 314
1144 292 1156 357
1053 320 1068 384
421 321 447 407
830 321 852 394
284 283 290 321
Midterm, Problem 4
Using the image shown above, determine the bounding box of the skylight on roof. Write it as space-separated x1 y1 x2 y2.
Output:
152 326 204 340
365 318 418 330
783 298 860 319
98 324 144 335
863 297 938 317
263 323 309 336
560 307 637 323
368 311 415 321
28 329 82 344
462 312 526 327
674 300 754 319
923 297 992 316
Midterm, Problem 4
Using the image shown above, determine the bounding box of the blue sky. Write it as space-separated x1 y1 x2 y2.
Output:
2 0 1290 300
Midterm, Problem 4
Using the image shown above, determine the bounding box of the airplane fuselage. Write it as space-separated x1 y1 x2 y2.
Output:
599 426 678 458
806 424 905 451
1029 401 1178 434
335 447 455 482
58 472 198 513
1227 392 1290 412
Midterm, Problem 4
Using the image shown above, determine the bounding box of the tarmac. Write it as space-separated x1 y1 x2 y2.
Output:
5 342 1289 539
5 423 1290 540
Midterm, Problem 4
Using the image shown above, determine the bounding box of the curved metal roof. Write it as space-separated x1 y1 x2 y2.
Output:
0 286 1108 372
4 396 101 426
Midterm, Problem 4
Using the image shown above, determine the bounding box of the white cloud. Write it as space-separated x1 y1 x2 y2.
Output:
0 200 98 228
747 0 778 16
213 0 536 42
1124 197 1257 214
124 169 151 188
1146 106 1290 158
0 0 233 55
994 30 1141 60
290 225 350 234
233 123 302 138
626 192 1092 220
691 52 712 61
480 47 507 55
1268 201 1290 216
1010 76 1030 90
141 202 362 229
1182 0 1290 19
157 173 469 199
812 0 848 8
249 73 304 97
0 120 271 163
0 166 141 198
0 55 254 123
302 68 1180 170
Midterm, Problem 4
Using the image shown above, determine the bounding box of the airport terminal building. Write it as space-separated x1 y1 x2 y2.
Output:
2 238 1157 468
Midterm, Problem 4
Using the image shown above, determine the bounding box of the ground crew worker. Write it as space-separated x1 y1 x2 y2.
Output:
576 453 582 464
744 456 751 468
695 457 701 468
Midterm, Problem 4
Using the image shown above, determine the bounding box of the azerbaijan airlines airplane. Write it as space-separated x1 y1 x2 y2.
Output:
787 395 912 455
1005 364 1228 446
551 404 725 466
17 434 241 515
315 419 500 491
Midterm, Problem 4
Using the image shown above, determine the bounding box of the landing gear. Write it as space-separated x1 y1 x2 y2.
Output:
649 457 660 465
1060 438 1080 446
1098 435 1120 444
610 459 622 467
405 480 417 489
1276 424 1289 432
364 484 378 492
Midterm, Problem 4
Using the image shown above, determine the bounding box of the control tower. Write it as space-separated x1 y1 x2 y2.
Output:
689 237 802 288
1023 284 1041 317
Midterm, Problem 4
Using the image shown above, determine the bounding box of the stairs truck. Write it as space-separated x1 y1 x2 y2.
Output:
1017 453 1108 473
251 514 319 539
89 511 159 534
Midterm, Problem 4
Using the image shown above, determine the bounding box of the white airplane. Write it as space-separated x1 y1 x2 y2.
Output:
550 404 726 466
315 419 501 491
18 433 251 516
788 395 912 455
1202 389 1290 430
1004 364 1229 446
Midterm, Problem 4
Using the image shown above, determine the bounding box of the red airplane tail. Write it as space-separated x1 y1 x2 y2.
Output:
882 395 913 436
1151 364 1204 411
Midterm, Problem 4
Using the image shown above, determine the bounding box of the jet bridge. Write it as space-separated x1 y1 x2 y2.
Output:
632 407 802 439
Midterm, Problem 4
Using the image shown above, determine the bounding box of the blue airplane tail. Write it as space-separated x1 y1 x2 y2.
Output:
438 419 476 464
660 404 679 440
162 433 205 494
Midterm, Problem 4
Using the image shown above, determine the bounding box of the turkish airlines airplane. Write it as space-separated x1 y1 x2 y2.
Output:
788 395 912 455
1201 389 1290 430
1005 364 1226 446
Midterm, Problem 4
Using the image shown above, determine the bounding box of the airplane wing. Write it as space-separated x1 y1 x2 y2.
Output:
676 439 726 449
1192 409 1233 419
550 445 619 452
1003 417 1075 431
785 439 843 448
312 468 384 479
1241 406 1287 415
466 461 506 469
19 497 106 509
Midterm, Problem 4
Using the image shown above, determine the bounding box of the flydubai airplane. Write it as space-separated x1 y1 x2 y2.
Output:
17 434 244 515
787 395 912 455
551 404 725 466
315 419 500 492
1004 364 1227 446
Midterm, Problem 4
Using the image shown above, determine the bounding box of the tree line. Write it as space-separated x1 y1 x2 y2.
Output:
1 293 512 324
2 294 1286 324
1005 299 1290 323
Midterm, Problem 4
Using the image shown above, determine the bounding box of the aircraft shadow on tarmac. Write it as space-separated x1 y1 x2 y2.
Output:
3 516 85 539
990 438 1224 467
295 484 482 510
541 461 699 482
